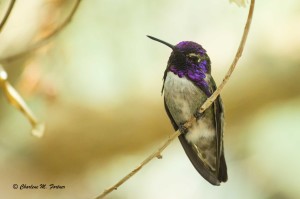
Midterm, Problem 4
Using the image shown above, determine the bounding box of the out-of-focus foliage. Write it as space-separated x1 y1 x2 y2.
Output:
0 0 300 199
229 0 247 7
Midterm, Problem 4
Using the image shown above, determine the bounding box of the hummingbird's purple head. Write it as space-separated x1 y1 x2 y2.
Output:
147 36 211 76
147 35 212 95
170 41 211 75
148 36 211 84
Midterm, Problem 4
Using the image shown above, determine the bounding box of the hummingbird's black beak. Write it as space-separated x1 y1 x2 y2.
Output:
147 35 174 50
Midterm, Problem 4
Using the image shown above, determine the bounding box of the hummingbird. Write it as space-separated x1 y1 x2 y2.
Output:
147 35 227 185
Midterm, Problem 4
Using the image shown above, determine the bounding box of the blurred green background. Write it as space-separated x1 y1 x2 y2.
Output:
0 0 300 199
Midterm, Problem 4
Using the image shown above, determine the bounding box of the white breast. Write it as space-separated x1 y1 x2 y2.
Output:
163 72 215 144
164 72 199 121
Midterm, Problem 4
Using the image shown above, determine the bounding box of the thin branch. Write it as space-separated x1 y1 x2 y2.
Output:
95 0 255 198
0 0 15 32
0 0 81 63
199 0 255 113
0 65 45 137
96 131 181 199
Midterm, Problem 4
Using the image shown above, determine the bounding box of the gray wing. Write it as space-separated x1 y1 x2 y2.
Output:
210 77 227 182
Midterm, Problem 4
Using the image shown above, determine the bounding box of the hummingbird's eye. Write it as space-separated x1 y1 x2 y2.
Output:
187 53 201 63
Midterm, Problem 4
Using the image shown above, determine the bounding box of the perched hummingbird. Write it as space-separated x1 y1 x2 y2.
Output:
147 35 227 185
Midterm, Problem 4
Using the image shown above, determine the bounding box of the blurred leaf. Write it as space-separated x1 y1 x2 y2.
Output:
229 0 247 7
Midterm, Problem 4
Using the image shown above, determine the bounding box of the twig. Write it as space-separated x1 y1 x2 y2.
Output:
200 0 255 112
0 65 45 137
96 131 181 199
0 0 81 63
95 0 255 198
0 0 15 32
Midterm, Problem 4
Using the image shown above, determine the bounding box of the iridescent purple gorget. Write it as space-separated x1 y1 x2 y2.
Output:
168 41 212 96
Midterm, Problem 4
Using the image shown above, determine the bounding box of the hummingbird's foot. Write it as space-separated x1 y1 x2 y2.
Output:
179 123 189 135
194 111 203 120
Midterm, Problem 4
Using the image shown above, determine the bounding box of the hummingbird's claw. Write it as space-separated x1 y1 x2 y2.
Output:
179 123 189 134
194 111 203 120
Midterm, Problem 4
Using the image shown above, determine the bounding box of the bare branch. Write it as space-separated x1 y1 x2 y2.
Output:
94 0 255 198
199 0 255 112
96 131 181 199
0 0 81 63
0 65 44 137
0 0 16 32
